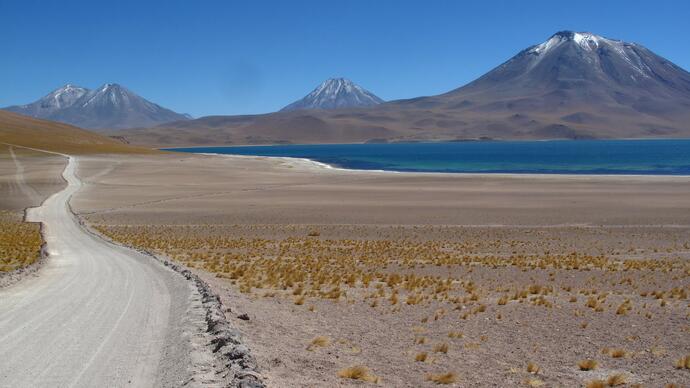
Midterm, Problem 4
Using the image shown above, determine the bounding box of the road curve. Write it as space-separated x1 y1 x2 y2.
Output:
0 155 194 387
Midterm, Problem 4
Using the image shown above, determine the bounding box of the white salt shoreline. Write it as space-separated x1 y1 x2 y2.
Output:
196 152 690 181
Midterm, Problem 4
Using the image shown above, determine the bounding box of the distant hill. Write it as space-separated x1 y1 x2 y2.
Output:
281 78 383 111
0 111 153 154
117 31 690 147
4 83 189 130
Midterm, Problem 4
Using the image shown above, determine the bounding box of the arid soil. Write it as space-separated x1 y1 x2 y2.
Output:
0 143 67 211
72 153 690 387
0 144 66 280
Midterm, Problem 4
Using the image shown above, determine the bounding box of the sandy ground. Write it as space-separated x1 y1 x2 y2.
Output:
0 154 222 387
72 153 690 387
0 144 69 282
73 153 690 226
0 143 67 211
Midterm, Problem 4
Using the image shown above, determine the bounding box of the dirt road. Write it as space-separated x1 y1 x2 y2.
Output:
0 155 197 387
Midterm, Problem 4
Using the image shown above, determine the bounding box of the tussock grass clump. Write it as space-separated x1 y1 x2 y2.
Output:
524 378 545 387
433 343 449 354
586 380 606 388
415 352 428 362
578 359 598 371
606 373 626 386
674 354 690 369
615 300 632 315
306 336 330 351
526 362 540 374
609 349 627 358
426 372 457 384
337 365 379 383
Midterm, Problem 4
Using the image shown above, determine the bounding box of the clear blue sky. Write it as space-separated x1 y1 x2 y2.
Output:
1 0 689 117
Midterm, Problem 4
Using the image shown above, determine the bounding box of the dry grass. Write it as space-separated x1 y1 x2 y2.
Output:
585 375 627 388
337 365 379 383
526 362 540 374
524 377 545 387
433 342 449 354
577 359 598 371
609 348 627 358
92 223 690 386
0 211 42 272
586 380 606 388
606 373 627 386
426 372 457 384
306 336 330 351
674 354 690 369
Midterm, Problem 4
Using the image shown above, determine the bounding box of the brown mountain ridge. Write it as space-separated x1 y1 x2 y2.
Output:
116 31 690 147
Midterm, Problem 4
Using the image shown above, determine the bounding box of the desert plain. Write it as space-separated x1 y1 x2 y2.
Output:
48 151 690 387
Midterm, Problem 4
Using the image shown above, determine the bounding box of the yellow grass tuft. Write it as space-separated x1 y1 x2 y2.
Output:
609 348 626 358
415 352 428 362
306 336 330 351
578 359 598 371
433 343 449 354
586 380 606 388
526 362 540 374
606 373 626 386
426 372 457 384
337 365 379 383
524 377 545 387
674 354 690 369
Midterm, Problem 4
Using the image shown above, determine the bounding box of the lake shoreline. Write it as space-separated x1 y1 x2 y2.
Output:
165 139 690 176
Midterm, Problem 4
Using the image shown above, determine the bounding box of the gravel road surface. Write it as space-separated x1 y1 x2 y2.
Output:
0 155 197 387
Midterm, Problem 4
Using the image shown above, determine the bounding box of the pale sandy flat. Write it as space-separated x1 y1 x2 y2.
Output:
72 153 690 387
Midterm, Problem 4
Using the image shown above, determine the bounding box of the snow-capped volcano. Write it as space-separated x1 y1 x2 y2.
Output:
4 83 190 130
10 84 90 117
458 30 690 95
281 78 384 111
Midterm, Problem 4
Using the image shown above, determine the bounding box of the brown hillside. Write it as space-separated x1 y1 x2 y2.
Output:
0 111 155 154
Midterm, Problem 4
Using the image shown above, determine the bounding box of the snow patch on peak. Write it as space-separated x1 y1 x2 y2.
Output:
530 31 620 55
281 78 384 111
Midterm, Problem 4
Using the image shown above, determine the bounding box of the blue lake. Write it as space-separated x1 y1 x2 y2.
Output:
166 139 690 175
